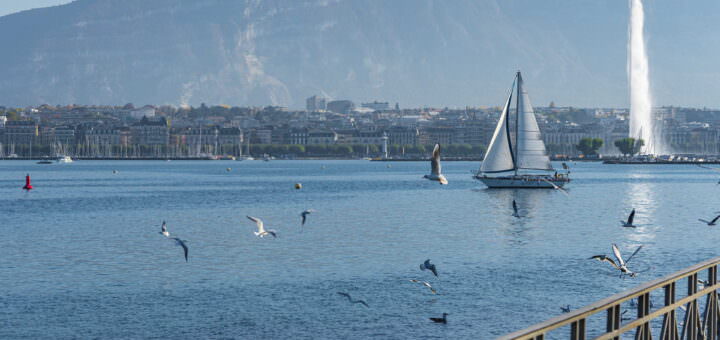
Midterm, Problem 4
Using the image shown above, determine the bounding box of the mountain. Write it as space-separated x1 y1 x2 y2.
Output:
0 0 629 108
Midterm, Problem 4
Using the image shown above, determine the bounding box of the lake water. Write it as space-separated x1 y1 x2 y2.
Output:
1 160 718 339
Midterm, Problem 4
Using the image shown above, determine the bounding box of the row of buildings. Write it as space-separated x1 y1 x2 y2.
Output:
3 102 720 157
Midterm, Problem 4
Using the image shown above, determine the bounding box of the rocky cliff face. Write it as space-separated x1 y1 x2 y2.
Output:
0 0 624 107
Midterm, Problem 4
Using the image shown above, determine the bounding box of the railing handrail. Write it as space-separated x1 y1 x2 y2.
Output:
498 256 720 339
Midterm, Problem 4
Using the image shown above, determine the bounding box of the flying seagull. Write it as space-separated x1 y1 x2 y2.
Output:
171 237 189 262
621 209 637 228
699 214 720 226
512 200 521 218
337 292 369 307
300 209 315 226
590 244 643 277
159 220 170 237
424 144 448 185
247 216 277 238
541 179 569 196
420 259 438 277
429 313 448 324
409 279 437 294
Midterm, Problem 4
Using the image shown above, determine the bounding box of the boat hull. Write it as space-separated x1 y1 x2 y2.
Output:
474 175 569 189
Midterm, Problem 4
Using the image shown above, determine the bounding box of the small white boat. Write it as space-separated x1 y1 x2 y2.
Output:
56 155 73 163
474 71 570 189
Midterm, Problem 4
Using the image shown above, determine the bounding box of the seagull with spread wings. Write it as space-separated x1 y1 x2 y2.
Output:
300 209 314 226
171 237 189 262
541 178 569 196
590 244 643 278
699 214 720 226
337 292 369 307
409 279 437 294
247 216 277 238
621 209 637 228
420 259 438 277
424 144 448 185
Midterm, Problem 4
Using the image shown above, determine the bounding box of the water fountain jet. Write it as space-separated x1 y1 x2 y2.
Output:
628 0 664 155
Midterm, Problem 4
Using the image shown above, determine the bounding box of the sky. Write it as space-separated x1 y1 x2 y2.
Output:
1 0 720 108
0 0 72 17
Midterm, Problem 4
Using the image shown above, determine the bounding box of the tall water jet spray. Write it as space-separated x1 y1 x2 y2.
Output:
628 0 658 155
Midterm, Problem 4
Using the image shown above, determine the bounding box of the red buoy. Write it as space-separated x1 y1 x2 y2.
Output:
23 174 33 191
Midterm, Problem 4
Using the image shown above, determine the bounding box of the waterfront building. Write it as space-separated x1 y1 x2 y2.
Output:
287 128 309 145
306 95 327 111
361 101 389 111
1 120 38 145
326 100 355 114
307 130 337 144
131 117 169 145
386 126 419 146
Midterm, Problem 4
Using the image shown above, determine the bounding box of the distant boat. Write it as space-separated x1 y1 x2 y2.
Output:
237 136 254 161
474 71 570 189
37 157 53 164
56 155 73 163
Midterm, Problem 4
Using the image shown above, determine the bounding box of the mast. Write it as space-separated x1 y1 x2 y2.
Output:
514 71 521 176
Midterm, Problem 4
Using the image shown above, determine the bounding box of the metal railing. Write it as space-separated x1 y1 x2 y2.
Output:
500 256 720 340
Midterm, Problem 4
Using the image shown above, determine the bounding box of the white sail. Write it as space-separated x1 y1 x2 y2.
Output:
515 74 553 171
480 87 515 174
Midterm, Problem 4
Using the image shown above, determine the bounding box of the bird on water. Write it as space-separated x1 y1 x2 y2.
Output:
420 259 438 277
621 209 637 228
424 144 448 185
699 214 720 226
560 305 571 313
590 244 643 278
336 292 369 307
247 216 277 238
429 313 448 324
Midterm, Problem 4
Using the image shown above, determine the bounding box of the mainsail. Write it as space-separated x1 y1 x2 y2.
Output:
479 82 515 174
515 73 553 171
480 71 554 175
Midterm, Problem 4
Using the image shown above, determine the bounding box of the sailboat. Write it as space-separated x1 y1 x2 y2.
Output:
474 71 570 188
236 134 254 161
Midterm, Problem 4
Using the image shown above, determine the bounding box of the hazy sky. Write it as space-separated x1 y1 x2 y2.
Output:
0 0 72 17
1 0 720 108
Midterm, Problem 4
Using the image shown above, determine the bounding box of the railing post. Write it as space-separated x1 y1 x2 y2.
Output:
661 282 679 340
636 292 652 340
704 265 718 340
683 273 700 340
607 304 621 340
571 319 585 340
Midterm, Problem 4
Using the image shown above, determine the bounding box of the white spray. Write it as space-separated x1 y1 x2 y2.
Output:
628 0 658 155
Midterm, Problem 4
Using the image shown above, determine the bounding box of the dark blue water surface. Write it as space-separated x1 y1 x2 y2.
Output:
1 160 719 339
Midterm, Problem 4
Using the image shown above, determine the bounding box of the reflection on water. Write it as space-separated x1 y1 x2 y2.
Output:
624 176 657 244
484 188 554 246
